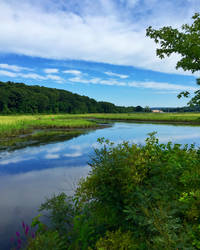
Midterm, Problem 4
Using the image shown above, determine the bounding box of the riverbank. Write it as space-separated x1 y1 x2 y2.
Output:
73 112 200 123
1 113 200 139
0 115 99 138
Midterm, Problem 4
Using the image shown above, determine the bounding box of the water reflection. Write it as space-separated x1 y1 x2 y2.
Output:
0 166 90 250
0 129 88 152
1 122 200 249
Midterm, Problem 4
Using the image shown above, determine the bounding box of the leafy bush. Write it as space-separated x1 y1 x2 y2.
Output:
95 229 136 250
25 133 200 249
27 230 66 250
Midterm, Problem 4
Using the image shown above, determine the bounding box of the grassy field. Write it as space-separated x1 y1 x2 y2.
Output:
73 112 200 123
0 114 98 138
1 113 200 138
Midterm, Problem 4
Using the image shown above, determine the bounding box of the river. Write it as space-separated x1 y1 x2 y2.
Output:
1 122 200 249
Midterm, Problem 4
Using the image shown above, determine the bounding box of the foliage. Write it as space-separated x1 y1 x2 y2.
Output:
26 209 69 250
24 134 200 249
95 229 136 250
39 193 75 236
26 230 67 250
146 13 200 106
0 81 141 114
159 106 200 112
11 221 36 250
146 13 200 73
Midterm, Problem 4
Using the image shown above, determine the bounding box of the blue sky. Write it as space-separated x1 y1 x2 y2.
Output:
0 0 199 107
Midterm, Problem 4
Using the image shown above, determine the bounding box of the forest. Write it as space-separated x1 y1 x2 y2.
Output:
0 81 144 114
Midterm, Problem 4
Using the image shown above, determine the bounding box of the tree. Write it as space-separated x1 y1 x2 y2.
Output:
146 13 200 105
144 106 151 112
135 105 143 112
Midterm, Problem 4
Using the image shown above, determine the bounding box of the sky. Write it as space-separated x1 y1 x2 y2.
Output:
0 0 200 107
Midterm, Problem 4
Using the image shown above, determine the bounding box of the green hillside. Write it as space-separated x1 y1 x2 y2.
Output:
0 81 141 114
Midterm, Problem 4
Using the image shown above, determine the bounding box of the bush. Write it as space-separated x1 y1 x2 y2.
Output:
95 229 136 250
26 134 200 249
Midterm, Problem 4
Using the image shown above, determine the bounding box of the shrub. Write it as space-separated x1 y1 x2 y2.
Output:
26 134 200 249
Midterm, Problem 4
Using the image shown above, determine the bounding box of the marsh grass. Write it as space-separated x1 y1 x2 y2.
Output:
71 112 200 122
0 130 85 151
1 113 200 139
0 115 97 138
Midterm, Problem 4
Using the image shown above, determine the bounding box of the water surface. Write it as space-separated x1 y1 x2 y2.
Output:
1 122 200 249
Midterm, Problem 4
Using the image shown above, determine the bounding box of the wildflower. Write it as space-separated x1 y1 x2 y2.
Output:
25 225 29 235
16 232 20 237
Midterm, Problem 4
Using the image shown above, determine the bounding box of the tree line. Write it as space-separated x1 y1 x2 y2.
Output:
0 81 145 114
153 106 200 112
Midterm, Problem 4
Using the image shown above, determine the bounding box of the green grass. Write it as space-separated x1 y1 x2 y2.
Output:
1 113 200 139
70 112 200 123
0 130 85 151
0 114 98 138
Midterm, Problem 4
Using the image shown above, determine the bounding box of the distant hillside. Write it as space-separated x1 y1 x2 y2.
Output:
0 81 143 114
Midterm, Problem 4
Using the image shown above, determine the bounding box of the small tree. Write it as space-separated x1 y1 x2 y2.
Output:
146 13 200 105
144 106 151 113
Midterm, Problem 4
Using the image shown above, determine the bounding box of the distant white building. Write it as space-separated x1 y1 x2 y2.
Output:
152 109 164 113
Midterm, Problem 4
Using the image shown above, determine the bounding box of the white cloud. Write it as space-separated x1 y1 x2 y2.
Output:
45 154 60 159
100 79 126 86
19 73 46 80
128 81 198 92
104 71 129 79
0 70 17 77
64 152 82 157
69 74 198 92
0 63 32 72
47 144 65 153
44 68 59 74
63 70 82 75
0 156 34 165
0 68 63 82
0 0 199 75
69 76 126 86
46 74 63 82
69 76 98 84
0 70 46 80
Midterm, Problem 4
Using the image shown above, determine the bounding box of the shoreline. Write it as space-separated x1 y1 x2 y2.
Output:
1 113 200 140
92 118 200 125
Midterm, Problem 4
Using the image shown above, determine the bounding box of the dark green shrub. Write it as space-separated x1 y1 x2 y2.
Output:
75 134 200 249
27 134 200 249
95 229 137 249
27 230 66 250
